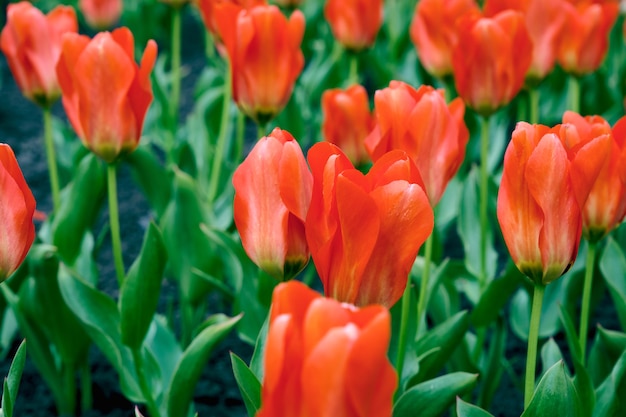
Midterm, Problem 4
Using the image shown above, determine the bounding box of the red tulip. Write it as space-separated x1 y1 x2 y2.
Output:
79 0 123 29
365 81 468 206
233 128 312 280
0 2 77 107
215 4 305 124
562 112 626 242
257 280 397 417
321 84 373 167
324 0 383 51
497 121 610 284
56 27 157 163
410 0 479 78
484 0 568 83
0 144 36 282
452 10 532 116
306 142 434 307
556 1 618 76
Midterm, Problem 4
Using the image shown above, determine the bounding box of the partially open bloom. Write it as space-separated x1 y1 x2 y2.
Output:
79 0 123 30
562 112 626 242
0 144 36 282
556 0 618 76
324 0 383 51
0 2 77 107
365 81 468 206
257 280 397 417
56 27 157 163
410 0 479 78
497 121 610 285
484 0 568 83
233 128 312 280
452 10 532 116
215 4 305 124
306 143 434 307
321 84 373 167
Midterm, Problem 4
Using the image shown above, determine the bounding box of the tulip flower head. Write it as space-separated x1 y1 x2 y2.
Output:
79 0 123 30
452 10 532 116
365 81 469 206
321 84 373 168
562 112 626 242
324 0 383 51
56 27 157 163
233 128 312 280
497 121 610 285
0 144 36 282
257 280 397 417
410 0 479 79
215 4 305 124
0 2 77 107
306 143 434 307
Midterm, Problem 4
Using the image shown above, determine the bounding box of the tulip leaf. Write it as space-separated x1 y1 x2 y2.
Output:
1 339 26 417
165 314 241 417
593 350 626 417
120 223 167 349
588 328 626 388
456 397 495 417
230 353 262 417
393 372 478 417
599 237 626 330
477 317 506 408
510 278 564 341
521 361 582 417
471 261 525 327
126 146 171 219
249 316 269 381
540 338 563 376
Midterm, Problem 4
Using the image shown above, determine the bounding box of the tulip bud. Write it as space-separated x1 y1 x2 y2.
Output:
79 0 123 30
324 0 383 51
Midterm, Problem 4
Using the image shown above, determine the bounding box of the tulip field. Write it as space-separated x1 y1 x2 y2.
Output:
1 0 626 416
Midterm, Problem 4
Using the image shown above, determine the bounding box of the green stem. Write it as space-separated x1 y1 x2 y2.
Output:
233 110 245 164
568 76 580 114
132 348 162 417
181 297 194 348
415 233 434 336
207 59 232 202
348 53 359 86
80 358 92 413
204 27 215 60
524 284 545 409
395 276 413 383
107 164 125 286
479 116 490 288
61 363 76 416
43 107 61 211
257 123 266 140
529 88 540 124
579 241 597 364
169 7 182 132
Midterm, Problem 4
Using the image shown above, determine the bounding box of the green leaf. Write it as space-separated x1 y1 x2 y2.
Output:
393 372 478 417
558 305 582 363
588 328 626 387
478 318 506 408
471 261 525 327
165 314 241 417
456 397 495 417
599 237 626 330
230 353 262 417
594 349 626 417
510 279 564 341
1 340 26 417
540 338 563 376
249 316 269 381
521 361 582 417
126 146 171 219
120 223 167 349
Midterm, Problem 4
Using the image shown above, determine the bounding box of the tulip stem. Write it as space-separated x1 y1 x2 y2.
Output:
132 348 162 417
479 116 490 288
169 6 182 132
416 232 434 336
107 163 125 286
579 241 597 364
348 53 359 86
43 107 61 212
524 283 545 409
529 89 539 124
62 362 76 417
257 123 266 139
395 276 413 383
208 59 232 202
233 110 245 163
568 76 580 114
80 358 92 412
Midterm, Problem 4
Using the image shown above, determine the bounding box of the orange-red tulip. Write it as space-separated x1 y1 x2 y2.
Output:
215 4 304 124
0 2 77 107
257 280 397 417
556 1 618 76
410 0 479 78
56 27 157 163
306 143 434 307
79 0 122 29
365 81 468 206
0 144 36 282
321 85 373 167
484 0 568 83
497 121 610 284
562 112 626 242
233 128 312 280
452 10 532 116
324 0 383 51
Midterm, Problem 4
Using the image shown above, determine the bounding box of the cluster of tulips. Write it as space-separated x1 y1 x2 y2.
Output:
0 0 625 416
